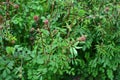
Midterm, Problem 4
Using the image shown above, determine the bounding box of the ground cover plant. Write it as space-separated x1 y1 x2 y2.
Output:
0 0 120 80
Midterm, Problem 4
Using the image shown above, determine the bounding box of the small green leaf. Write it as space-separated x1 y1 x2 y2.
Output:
70 47 74 58
36 58 44 64
75 46 82 49
2 70 7 78
41 29 49 36
78 10 86 17
73 48 78 57
107 69 114 80
6 47 15 54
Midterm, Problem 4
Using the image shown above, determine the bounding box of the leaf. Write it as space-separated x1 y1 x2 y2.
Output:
0 36 2 43
70 47 74 58
78 10 86 17
73 41 79 46
7 61 14 69
36 58 44 64
2 70 7 78
92 69 98 77
70 47 78 57
6 68 10 74
41 29 49 36
85 52 90 60
6 47 15 54
73 48 78 57
75 46 82 49
107 69 114 80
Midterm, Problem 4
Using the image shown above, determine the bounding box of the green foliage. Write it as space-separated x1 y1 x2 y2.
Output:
0 0 120 80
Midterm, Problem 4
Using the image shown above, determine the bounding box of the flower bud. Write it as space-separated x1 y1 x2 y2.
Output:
14 4 19 9
33 15 39 21
44 19 48 25
105 7 109 12
77 35 87 41
30 28 35 32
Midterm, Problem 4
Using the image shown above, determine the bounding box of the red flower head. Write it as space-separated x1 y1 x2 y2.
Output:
33 15 39 21
77 35 87 41
44 19 49 25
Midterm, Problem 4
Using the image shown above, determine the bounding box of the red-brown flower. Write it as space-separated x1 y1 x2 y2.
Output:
44 19 48 25
33 15 39 21
77 35 87 41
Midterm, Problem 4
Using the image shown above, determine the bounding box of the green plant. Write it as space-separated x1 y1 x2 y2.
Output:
0 0 120 80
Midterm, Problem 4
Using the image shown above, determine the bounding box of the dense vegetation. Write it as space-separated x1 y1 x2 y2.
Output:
0 0 120 80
